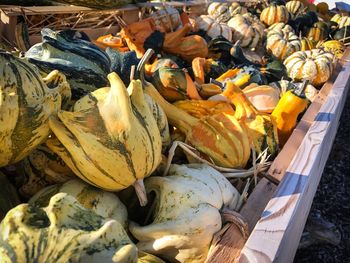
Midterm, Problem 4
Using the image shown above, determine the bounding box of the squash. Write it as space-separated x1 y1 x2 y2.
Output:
306 21 330 42
195 15 232 41
284 49 334 86
300 36 317 51
207 2 247 23
151 66 201 102
222 82 279 156
242 84 280 113
267 22 295 36
260 4 289 26
138 252 165 263
333 26 350 44
0 51 70 168
174 100 235 119
192 57 228 85
286 0 305 19
0 193 138 263
129 163 241 263
93 34 127 51
319 40 345 58
29 179 128 228
331 14 350 29
270 79 318 102
47 72 162 206
227 13 265 48
0 172 20 221
25 28 110 99
266 28 301 61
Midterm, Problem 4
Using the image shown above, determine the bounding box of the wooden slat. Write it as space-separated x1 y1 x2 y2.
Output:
238 50 350 263
267 50 350 183
206 178 277 263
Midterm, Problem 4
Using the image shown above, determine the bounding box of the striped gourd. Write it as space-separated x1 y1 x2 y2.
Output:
195 15 232 41
284 49 334 86
266 28 301 61
286 0 305 19
270 79 319 102
267 22 295 37
331 14 350 28
307 22 330 42
0 193 138 263
30 179 128 228
260 4 289 26
0 51 70 167
25 28 111 99
207 2 247 23
227 13 265 48
47 72 162 206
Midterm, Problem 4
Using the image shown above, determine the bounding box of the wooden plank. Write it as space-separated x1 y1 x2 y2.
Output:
206 178 277 263
267 49 350 183
238 50 350 263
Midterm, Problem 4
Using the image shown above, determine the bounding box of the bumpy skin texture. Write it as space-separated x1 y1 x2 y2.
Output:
0 51 69 167
284 49 334 86
260 4 289 26
0 193 138 263
207 2 247 23
47 72 162 191
266 29 301 61
196 15 232 41
227 13 265 48
129 164 240 263
29 179 128 228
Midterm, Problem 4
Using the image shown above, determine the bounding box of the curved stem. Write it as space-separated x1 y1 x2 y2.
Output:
133 179 148 207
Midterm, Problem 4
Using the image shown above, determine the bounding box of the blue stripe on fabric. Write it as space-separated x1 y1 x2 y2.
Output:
314 112 334 122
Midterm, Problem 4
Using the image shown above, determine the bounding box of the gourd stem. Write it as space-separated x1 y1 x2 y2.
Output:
133 179 148 207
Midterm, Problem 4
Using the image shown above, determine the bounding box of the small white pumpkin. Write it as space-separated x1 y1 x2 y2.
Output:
196 15 232 41
267 22 295 37
207 2 247 23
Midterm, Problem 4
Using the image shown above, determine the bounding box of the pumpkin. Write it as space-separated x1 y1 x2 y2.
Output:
270 79 318 102
242 84 280 113
0 51 70 168
260 4 289 26
333 26 350 44
331 14 350 29
25 28 110 99
306 21 330 42
0 172 20 221
0 193 138 263
195 15 233 41
267 22 295 36
266 28 301 61
47 72 162 206
227 13 265 48
286 1 305 19
319 40 345 58
284 49 334 86
129 163 241 263
30 179 128 228
222 82 279 156
207 2 247 23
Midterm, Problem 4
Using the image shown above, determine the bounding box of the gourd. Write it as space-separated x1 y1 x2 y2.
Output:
267 22 295 37
138 252 165 263
266 28 301 61
192 57 228 85
242 84 280 113
227 13 265 48
30 179 128 228
174 100 235 119
300 36 317 51
47 72 162 206
207 2 247 23
0 193 138 263
0 51 70 167
333 26 350 44
306 21 330 42
195 15 232 41
319 40 345 58
26 28 111 99
284 49 334 86
286 0 305 19
260 4 289 26
270 79 318 102
0 172 20 220
129 163 241 263
331 14 350 28
222 82 279 156
289 11 318 33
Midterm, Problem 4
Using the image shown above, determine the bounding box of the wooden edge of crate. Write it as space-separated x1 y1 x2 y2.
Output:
266 51 350 183
237 49 350 263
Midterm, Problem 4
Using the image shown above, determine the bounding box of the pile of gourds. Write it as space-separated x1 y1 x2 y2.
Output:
0 0 348 262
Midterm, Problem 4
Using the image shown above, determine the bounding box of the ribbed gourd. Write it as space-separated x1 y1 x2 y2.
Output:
284 49 334 86
25 28 111 99
0 193 138 263
47 72 162 206
29 179 128 228
0 51 70 167
260 4 289 26
286 0 305 19
129 163 241 263
222 82 279 157
207 2 247 23
196 15 233 41
331 14 350 28
306 21 330 42
267 22 295 37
